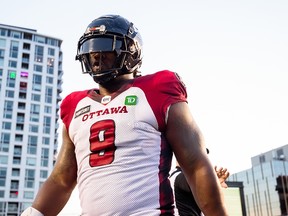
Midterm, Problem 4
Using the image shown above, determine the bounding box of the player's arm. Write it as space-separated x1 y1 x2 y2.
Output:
27 125 78 216
166 102 228 216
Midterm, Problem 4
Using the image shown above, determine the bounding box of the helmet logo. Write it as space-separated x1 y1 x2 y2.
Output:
88 25 106 34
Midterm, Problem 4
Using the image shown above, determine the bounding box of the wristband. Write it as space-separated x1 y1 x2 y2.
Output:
21 207 44 216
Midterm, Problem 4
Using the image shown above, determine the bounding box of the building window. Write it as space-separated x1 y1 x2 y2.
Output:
0 49 5 58
18 102 26 110
15 134 23 142
10 30 21 39
29 124 39 133
3 100 13 119
34 45 44 63
46 76 53 84
30 104 40 122
33 64 42 72
0 168 7 186
6 70 16 87
48 48 55 56
277 149 285 160
26 157 36 166
40 170 48 178
13 157 21 165
2 121 11 130
12 168 20 177
0 38 6 47
0 155 8 165
16 113 25 123
20 71 29 77
31 93 41 102
44 106 52 114
9 41 19 58
42 137 50 145
47 38 58 46
259 155 265 163
45 87 53 103
8 60 17 68
32 74 42 91
5 90 14 98
34 35 45 43
16 123 24 131
0 133 10 152
23 42 31 50
27 136 37 155
43 116 51 134
24 191 34 199
41 148 49 167
25 169 35 188
14 146 22 156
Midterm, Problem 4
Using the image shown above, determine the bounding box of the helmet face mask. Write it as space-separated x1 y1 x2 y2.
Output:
76 15 143 84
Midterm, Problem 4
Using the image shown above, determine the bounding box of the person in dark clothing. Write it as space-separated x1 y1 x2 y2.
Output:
170 149 229 216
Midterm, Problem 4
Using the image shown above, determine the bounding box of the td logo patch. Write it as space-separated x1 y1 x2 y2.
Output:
125 95 137 105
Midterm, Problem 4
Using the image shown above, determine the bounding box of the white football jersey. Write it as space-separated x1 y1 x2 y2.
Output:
60 70 187 215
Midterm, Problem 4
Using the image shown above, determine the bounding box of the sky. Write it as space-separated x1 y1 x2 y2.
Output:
1 0 288 214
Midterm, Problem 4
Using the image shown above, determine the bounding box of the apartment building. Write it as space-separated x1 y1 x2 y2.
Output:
0 23 63 215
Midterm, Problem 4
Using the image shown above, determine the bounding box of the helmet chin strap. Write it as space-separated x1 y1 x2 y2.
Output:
90 70 119 84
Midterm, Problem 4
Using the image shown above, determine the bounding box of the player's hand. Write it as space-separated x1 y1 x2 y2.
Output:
214 166 230 188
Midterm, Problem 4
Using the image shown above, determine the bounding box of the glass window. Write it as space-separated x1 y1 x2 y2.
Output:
24 191 34 199
0 49 4 58
34 35 45 43
5 90 14 98
47 57 54 74
10 30 21 38
0 38 6 47
29 124 39 133
18 102 26 110
46 76 53 84
20 71 29 77
33 64 42 72
6 70 16 87
48 48 55 56
32 74 42 91
8 60 17 68
25 169 35 188
26 157 36 166
43 116 51 134
15 134 23 142
30 104 40 114
12 168 20 177
27 136 37 154
0 133 10 152
3 100 13 119
45 87 53 103
40 170 48 178
34 45 44 62
0 168 7 186
9 41 19 58
14 146 22 156
41 148 49 167
0 155 8 164
42 137 50 145
31 93 41 102
13 157 21 164
2 122 11 130
44 106 52 114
